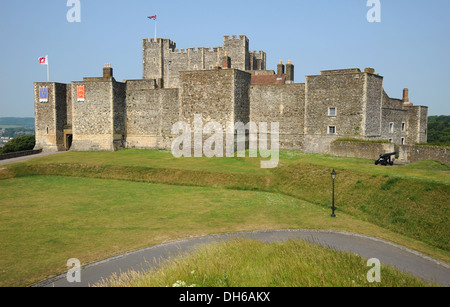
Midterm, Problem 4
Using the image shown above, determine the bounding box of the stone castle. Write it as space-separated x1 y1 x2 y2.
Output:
34 34 428 154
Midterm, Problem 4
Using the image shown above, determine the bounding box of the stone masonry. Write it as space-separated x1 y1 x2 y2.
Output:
34 35 428 156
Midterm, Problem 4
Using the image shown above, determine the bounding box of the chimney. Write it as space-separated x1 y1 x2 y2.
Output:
286 60 294 84
103 63 113 78
277 60 285 76
403 88 409 103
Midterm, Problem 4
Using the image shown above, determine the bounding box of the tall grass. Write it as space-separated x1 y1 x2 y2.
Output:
95 239 434 287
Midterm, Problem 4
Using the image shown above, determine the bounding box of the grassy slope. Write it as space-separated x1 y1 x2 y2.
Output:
0 176 403 287
0 150 449 286
4 150 449 250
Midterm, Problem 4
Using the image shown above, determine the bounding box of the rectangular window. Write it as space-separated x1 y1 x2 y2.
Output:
328 126 336 134
401 137 405 145
402 122 406 132
328 107 337 117
389 122 394 134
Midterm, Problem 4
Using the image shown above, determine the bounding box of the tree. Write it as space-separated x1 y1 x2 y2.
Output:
0 136 35 154
427 116 450 145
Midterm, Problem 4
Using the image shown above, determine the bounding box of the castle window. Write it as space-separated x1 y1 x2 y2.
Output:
328 107 337 117
328 126 336 134
388 138 393 143
401 137 405 145
389 122 394 134
401 122 406 132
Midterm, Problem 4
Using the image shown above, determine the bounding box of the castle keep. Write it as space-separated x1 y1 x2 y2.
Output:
34 35 428 154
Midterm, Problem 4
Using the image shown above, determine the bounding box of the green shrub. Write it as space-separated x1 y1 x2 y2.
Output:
0 136 35 154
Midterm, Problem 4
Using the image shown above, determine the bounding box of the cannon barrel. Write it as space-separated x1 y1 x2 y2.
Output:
380 152 397 158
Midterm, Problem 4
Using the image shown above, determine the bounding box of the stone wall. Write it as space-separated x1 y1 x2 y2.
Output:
126 87 180 150
250 83 305 149
330 140 395 160
363 73 383 137
399 145 449 166
71 80 125 151
381 107 407 144
303 69 366 153
179 69 251 128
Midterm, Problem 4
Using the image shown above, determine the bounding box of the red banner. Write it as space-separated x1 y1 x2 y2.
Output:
77 86 85 101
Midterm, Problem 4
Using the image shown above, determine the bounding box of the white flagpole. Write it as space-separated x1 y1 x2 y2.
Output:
154 15 157 41
47 55 49 82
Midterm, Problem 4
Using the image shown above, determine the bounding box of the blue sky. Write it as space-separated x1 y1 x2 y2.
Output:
0 0 449 117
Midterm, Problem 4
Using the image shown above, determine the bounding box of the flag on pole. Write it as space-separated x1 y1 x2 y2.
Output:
148 15 157 41
39 55 50 81
39 55 48 65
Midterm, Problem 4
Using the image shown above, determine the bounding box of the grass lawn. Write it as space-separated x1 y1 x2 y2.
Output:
0 149 449 286
0 175 406 287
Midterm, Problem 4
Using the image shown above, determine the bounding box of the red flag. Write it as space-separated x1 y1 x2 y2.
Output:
148 15 157 20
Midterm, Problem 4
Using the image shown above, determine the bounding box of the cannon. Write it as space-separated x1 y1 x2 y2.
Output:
375 152 397 166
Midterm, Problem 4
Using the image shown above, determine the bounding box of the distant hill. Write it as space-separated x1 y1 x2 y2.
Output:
0 118 35 130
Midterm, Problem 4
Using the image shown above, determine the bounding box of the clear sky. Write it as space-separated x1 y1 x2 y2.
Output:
0 0 449 117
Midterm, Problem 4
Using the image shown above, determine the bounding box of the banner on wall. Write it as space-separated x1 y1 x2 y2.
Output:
39 87 48 103
77 86 85 102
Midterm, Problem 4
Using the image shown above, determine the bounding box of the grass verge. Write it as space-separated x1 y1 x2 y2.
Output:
94 239 435 287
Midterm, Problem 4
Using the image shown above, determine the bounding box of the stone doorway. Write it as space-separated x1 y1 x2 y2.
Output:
65 134 73 151
64 128 73 151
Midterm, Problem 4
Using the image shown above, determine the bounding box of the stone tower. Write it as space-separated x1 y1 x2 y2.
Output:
142 35 266 89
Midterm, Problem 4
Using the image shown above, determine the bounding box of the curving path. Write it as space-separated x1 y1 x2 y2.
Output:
33 229 450 287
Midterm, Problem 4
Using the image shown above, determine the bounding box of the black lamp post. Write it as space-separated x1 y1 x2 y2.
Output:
331 169 337 217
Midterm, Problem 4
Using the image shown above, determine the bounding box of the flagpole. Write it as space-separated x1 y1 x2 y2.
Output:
47 55 49 82
154 15 157 41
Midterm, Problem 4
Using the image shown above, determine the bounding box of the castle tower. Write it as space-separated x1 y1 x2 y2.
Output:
143 38 176 87
223 35 250 71
34 82 71 152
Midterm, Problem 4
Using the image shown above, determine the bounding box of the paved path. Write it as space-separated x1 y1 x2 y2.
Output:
0 151 66 166
33 229 450 287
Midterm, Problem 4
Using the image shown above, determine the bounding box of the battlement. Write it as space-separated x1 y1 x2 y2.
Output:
223 35 249 43
143 38 176 50
320 68 362 75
